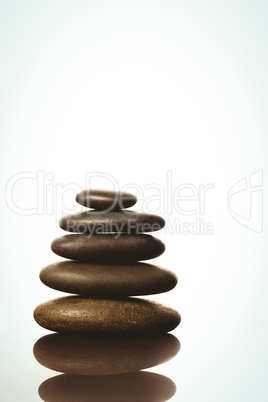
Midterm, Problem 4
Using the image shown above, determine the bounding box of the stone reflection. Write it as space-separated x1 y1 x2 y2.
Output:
34 333 180 376
38 372 176 402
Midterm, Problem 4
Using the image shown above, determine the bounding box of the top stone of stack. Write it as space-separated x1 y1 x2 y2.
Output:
76 189 137 211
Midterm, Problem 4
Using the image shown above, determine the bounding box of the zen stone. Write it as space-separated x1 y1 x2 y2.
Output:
33 296 181 336
40 261 177 297
51 234 165 262
38 372 176 402
76 189 137 210
34 333 180 375
59 211 165 234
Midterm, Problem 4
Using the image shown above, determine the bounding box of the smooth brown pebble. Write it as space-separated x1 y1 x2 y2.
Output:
76 189 137 210
51 234 165 262
34 296 181 337
40 261 177 297
59 211 165 234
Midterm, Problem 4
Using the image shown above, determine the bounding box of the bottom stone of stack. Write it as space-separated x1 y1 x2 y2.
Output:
33 296 181 337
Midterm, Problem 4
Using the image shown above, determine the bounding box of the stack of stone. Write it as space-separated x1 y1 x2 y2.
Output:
34 189 181 340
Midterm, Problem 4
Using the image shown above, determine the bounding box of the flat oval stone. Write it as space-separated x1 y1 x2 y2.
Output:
59 211 165 234
34 333 180 375
34 296 181 337
38 372 176 402
40 261 177 297
76 189 137 210
51 234 165 262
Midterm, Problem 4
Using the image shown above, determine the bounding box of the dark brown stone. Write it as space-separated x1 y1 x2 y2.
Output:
38 372 177 401
33 296 181 336
40 261 177 297
51 234 165 262
76 189 137 210
33 333 180 375
59 211 165 234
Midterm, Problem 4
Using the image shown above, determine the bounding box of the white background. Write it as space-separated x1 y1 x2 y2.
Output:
1 1 267 401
